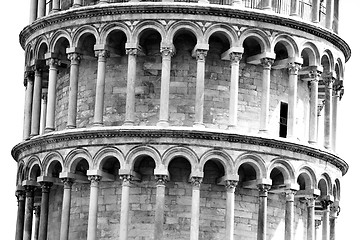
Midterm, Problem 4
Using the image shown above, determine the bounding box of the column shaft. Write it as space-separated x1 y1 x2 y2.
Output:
37 0 46 18
30 68 42 137
331 89 340 151
257 184 270 240
52 0 60 12
262 0 272 10
324 76 334 150
325 0 334 30
290 0 300 16
194 50 207 127
312 0 320 23
119 175 131 240
66 53 81 129
15 191 26 240
330 218 335 240
23 74 34 140
45 59 59 132
73 0 82 7
259 58 274 133
154 175 167 240
124 49 137 126
157 47 173 127
87 176 101 240
285 190 296 240
94 50 109 126
59 179 73 240
322 205 330 240
287 63 301 139
38 183 52 240
228 53 242 129
33 206 41 240
190 177 202 240
309 75 319 144
23 186 35 240
306 198 316 240
40 91 48 135
29 0 38 23
225 181 238 240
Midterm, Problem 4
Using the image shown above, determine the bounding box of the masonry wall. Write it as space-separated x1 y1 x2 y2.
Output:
47 159 308 240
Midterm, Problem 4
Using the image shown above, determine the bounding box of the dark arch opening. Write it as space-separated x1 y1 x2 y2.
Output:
321 55 331 73
238 163 257 184
243 37 262 61
54 37 70 61
274 42 289 61
48 161 63 178
168 157 192 183
318 178 328 197
74 159 89 176
139 29 161 55
101 156 121 176
173 31 197 56
297 172 311 190
301 49 310 67
78 33 96 58
270 167 285 186
203 160 225 184
38 43 48 60
29 164 41 181
133 155 156 181
208 33 231 59
106 30 127 56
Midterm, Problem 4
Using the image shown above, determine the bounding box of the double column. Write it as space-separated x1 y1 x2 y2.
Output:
45 55 60 132
157 45 175 127
287 62 302 139
93 46 110 126
66 48 82 129
228 51 242 129
259 57 274 134
194 45 208 128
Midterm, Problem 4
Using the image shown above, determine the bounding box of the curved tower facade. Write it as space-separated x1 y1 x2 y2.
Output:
13 1 350 240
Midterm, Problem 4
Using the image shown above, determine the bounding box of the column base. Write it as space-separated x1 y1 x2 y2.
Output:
227 125 237 131
258 129 269 135
66 125 76 129
157 121 169 128
308 140 317 145
123 121 134 127
44 128 55 133
93 122 104 127
29 133 39 138
50 9 60 14
198 0 209 4
193 122 205 129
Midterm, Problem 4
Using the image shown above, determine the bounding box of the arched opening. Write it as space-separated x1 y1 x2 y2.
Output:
170 31 197 126
38 42 48 60
168 157 192 183
297 172 312 190
73 158 90 177
133 155 156 181
78 33 96 58
47 161 63 178
53 37 70 62
29 164 41 181
100 156 121 176
243 37 262 62
270 167 285 187
238 163 257 184
318 178 328 197
274 42 289 61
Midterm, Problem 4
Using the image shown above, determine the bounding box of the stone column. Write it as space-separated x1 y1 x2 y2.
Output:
317 103 324 142
87 176 102 240
322 201 331 240
259 58 274 134
29 0 38 23
73 0 82 8
38 182 52 240
257 184 271 240
285 190 297 240
30 67 43 137
262 0 272 10
306 197 316 240
315 219 322 240
59 178 74 240
33 206 41 240
157 46 174 127
331 85 341 151
124 48 138 126
40 90 48 135
190 177 202 240
119 175 132 240
323 74 334 150
309 72 320 144
37 0 46 18
45 57 60 132
312 0 321 23
225 180 238 240
194 49 208 128
23 72 34 140
290 0 300 16
51 0 60 13
325 0 334 30
66 51 81 129
228 52 242 129
287 62 302 139
329 204 339 240
93 48 110 126
15 190 26 240
154 175 168 240
23 186 35 240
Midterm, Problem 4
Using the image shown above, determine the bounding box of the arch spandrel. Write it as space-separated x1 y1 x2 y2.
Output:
93 146 125 171
199 149 235 176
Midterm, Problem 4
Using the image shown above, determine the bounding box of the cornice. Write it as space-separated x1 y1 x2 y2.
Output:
18 3 351 62
11 127 349 175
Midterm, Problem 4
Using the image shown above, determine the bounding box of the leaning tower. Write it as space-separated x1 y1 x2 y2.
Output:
12 0 350 240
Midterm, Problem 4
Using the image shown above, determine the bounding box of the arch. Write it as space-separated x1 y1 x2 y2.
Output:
167 21 203 44
34 36 49 60
267 158 296 185
64 148 93 173
300 41 321 66
296 165 317 190
318 173 332 196
72 25 100 47
26 155 42 180
93 146 125 170
17 161 26 185
234 153 266 179
335 58 344 79
320 49 335 73
42 151 65 177
126 145 162 171
162 146 199 174
204 24 238 47
25 44 33 66
49 30 72 52
334 178 341 200
131 21 166 45
239 28 271 53
199 149 234 175
99 23 131 44
272 34 300 58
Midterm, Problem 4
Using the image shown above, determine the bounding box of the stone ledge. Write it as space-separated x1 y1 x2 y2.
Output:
11 126 349 175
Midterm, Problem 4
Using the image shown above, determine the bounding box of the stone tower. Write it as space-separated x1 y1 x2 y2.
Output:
12 1 350 240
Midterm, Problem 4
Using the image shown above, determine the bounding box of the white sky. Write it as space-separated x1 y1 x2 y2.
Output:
0 1 358 238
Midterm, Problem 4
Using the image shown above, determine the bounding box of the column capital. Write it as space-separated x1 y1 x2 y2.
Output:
317 102 325 116
24 70 35 86
285 189 297 202
195 49 208 61
125 47 140 56
88 175 102 187
33 205 41 217
225 180 238 192
119 174 132 187
16 190 26 202
160 46 175 58
46 58 61 68
190 176 203 189
288 62 302 75
257 184 271 197
229 52 243 64
330 204 340 218
39 182 53 193
260 57 274 70
95 49 110 61
315 219 322 229
61 178 74 189
309 70 322 82
155 175 168 186
41 90 48 102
